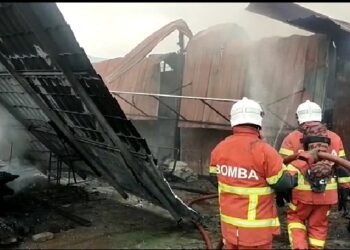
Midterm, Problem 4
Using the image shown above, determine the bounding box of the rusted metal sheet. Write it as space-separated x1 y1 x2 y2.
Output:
94 55 164 119
105 19 192 84
0 2 200 222
180 23 250 130
179 22 331 146
95 21 331 139
247 34 331 147
94 18 193 120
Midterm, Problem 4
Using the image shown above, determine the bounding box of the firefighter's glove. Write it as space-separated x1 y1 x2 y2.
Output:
276 192 285 207
276 189 294 208
294 149 319 176
297 148 319 166
276 192 288 207
274 173 297 207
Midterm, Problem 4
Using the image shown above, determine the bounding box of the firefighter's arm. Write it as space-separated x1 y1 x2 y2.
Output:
336 132 350 214
270 171 298 192
265 149 318 191
336 166 350 215
336 138 350 187
286 149 319 175
338 137 346 159
337 166 350 188
279 135 295 158
264 145 298 192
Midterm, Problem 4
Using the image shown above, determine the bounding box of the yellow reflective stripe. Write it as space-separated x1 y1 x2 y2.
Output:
209 165 217 174
295 176 338 191
295 183 338 190
286 164 298 172
247 195 258 220
266 166 286 185
218 182 274 195
339 150 346 158
287 202 297 211
288 223 306 249
285 165 338 190
279 148 294 156
288 222 306 231
338 177 350 184
309 237 325 247
296 183 338 191
221 213 280 228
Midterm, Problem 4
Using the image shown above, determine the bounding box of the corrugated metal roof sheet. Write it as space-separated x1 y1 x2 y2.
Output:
0 2 199 222
180 23 250 130
94 54 164 119
179 23 330 142
94 21 331 137
106 19 192 84
93 19 193 120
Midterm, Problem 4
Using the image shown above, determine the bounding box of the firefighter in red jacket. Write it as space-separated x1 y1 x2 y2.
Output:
209 97 318 249
279 100 350 249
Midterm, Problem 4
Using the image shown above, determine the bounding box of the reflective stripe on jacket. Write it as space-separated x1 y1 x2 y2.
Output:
210 126 283 246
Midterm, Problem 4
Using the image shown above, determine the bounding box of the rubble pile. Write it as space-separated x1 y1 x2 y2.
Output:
0 182 93 246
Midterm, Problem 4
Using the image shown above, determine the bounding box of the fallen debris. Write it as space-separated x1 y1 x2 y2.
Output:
32 232 54 242
0 171 19 200
167 161 198 182
0 218 17 245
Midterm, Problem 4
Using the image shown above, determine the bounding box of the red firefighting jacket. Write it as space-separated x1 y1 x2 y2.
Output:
209 126 287 246
279 129 350 205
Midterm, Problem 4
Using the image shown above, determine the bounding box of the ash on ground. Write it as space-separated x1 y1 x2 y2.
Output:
0 169 350 249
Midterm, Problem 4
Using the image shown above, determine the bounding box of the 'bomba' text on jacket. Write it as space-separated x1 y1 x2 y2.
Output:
216 165 259 180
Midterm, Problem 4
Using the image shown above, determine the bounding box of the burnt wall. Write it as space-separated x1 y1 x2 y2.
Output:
180 127 231 175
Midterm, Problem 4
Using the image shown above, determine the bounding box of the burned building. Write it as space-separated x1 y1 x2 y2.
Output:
95 3 338 175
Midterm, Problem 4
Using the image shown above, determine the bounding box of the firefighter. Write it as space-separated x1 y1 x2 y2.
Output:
279 100 350 249
209 97 318 249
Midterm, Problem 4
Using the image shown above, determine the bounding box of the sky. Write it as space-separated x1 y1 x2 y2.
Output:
57 2 350 60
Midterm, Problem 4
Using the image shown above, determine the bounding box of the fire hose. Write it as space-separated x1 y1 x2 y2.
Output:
188 194 222 250
283 151 350 170
190 152 350 250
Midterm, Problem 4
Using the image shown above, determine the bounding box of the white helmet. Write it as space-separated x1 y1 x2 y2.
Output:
296 100 322 124
230 97 263 127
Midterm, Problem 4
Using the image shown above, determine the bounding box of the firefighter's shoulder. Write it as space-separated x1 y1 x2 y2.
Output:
284 129 302 141
327 129 342 142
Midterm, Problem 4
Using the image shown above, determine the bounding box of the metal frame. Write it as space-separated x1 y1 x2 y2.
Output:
111 89 306 130
110 90 236 127
0 3 202 222
12 3 131 199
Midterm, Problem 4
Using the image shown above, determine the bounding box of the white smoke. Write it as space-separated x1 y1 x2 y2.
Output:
0 103 47 193
245 36 304 147
0 104 31 160
1 159 47 194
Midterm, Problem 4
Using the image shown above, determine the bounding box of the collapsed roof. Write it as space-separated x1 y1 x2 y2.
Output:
0 3 200 222
246 2 350 38
246 3 350 58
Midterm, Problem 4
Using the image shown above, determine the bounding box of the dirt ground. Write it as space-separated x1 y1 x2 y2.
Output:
1 175 350 249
